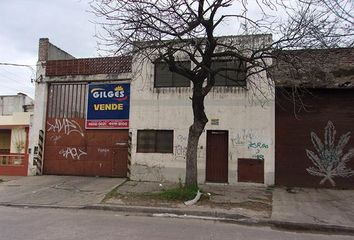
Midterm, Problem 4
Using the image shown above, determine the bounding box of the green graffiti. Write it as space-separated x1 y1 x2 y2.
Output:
248 142 269 149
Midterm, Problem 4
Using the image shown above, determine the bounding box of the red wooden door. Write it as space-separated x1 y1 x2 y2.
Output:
206 130 228 182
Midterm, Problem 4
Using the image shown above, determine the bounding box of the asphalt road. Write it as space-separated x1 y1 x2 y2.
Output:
0 206 353 240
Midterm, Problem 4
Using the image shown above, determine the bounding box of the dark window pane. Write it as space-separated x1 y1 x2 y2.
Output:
155 62 173 87
212 61 228 86
137 130 156 152
155 61 190 87
137 130 173 153
173 62 190 87
211 59 246 86
156 131 173 153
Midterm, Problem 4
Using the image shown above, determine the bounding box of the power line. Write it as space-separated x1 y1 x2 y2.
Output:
0 62 35 69
0 62 36 82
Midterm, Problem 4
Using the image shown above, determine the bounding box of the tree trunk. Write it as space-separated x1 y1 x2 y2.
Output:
185 84 208 187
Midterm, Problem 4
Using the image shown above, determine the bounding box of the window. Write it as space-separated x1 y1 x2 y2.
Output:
211 59 247 87
154 61 191 87
0 130 10 154
137 130 173 153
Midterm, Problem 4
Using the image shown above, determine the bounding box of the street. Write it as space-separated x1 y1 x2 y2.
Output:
0 206 353 240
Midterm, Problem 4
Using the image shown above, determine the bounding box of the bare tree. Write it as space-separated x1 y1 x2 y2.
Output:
91 0 353 187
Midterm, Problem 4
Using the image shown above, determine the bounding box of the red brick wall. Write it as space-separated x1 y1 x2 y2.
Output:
45 56 132 76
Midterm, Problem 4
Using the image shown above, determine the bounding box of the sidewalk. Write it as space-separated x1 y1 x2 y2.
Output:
271 187 354 230
100 180 354 234
1 176 354 234
0 175 123 207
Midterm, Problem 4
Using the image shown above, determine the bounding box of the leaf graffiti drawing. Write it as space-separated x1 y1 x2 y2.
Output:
306 121 354 186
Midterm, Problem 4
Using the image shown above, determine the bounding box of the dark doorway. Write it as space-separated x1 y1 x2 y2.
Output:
206 130 228 183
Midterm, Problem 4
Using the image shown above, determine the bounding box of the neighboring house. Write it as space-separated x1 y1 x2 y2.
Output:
29 38 131 177
30 36 275 185
0 93 33 176
274 48 354 188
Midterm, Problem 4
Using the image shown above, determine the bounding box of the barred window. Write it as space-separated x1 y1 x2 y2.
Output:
211 59 247 86
154 61 190 87
137 130 173 153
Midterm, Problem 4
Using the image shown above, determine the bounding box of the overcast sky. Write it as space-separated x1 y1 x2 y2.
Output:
0 0 97 98
0 0 296 99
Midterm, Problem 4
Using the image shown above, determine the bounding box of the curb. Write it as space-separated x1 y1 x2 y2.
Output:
267 219 354 235
87 204 354 235
0 202 85 210
87 203 249 220
1 202 354 235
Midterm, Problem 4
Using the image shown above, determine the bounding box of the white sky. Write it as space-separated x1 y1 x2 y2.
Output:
0 0 284 100
0 0 286 99
0 0 98 98
2 0 343 100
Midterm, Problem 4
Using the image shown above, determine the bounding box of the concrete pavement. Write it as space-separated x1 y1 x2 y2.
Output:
1 206 353 240
271 188 354 229
0 175 125 207
1 175 354 235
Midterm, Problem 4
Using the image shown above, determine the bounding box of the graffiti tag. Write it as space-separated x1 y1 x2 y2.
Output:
59 147 87 160
47 118 84 137
49 135 62 144
248 141 269 161
97 148 110 153
248 142 269 149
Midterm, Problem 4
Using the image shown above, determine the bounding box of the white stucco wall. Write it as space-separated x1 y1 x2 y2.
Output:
0 94 33 116
0 112 31 126
28 62 48 175
130 35 275 185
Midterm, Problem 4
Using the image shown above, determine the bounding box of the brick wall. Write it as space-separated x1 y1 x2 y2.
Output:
38 38 49 62
45 56 132 76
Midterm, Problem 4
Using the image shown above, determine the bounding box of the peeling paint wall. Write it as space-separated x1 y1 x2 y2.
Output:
130 35 275 185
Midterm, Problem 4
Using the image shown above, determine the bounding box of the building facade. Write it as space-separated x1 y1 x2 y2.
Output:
29 36 275 185
0 93 33 176
29 38 131 177
129 35 275 185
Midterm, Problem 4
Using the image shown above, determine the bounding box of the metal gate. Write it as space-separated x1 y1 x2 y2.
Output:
44 83 128 177
276 88 354 188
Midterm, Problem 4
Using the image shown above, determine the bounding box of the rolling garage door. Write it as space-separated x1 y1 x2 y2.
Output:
276 88 354 188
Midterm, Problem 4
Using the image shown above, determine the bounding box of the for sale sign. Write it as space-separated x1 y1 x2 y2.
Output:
86 83 130 129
